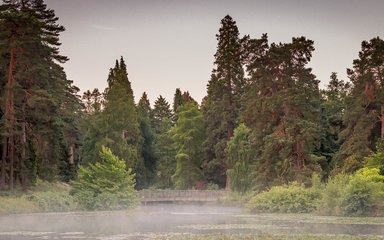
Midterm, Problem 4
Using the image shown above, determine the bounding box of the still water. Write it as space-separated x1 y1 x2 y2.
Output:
0 204 383 239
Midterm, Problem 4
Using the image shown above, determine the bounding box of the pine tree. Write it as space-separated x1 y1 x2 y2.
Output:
335 37 384 173
152 95 173 133
242 36 323 188
319 73 350 176
137 92 157 186
152 95 176 188
202 15 245 188
0 0 81 189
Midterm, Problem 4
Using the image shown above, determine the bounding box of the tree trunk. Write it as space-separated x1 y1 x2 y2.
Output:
0 136 7 189
381 105 384 139
6 48 16 190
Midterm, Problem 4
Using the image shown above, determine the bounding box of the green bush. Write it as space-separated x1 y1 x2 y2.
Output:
340 168 384 216
25 191 77 212
71 146 138 210
246 182 319 213
317 173 349 215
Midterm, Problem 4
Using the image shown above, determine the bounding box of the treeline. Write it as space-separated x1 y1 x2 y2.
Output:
1 1 384 193
0 0 81 190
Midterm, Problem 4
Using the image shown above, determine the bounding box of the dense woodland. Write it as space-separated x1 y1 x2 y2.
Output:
1 1 384 194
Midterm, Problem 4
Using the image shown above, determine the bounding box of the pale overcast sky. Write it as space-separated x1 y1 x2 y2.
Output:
46 0 384 105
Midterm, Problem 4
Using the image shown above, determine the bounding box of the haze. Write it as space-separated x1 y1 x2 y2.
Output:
45 0 384 104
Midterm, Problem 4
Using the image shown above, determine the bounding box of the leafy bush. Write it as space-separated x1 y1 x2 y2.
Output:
246 182 319 213
71 146 138 210
340 168 384 216
317 173 349 215
25 191 77 212
317 168 384 216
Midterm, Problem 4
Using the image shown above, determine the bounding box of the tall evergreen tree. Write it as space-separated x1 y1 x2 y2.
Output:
319 73 350 176
151 95 176 188
335 37 384 173
80 57 144 188
0 0 81 189
242 36 323 188
137 92 157 186
202 15 245 188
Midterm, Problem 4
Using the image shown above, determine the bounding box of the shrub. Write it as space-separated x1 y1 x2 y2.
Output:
246 182 319 213
25 191 77 212
317 173 349 215
341 168 384 216
71 146 138 210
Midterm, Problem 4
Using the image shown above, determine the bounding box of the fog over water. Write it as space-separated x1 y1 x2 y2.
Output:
0 204 384 239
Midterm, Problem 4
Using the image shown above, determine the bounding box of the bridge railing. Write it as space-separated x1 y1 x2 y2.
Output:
139 190 228 203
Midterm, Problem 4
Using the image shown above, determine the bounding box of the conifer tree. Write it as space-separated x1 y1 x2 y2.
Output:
152 95 176 188
242 36 323 187
319 73 350 176
335 37 384 173
0 0 81 189
202 15 245 188
137 92 157 186
80 57 144 188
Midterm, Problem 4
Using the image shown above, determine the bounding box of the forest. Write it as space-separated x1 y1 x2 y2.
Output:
1 0 384 215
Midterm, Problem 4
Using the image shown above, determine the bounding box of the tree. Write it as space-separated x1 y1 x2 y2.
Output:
319 73 350 177
226 124 255 193
151 95 176 188
0 0 81 189
137 92 157 186
80 57 144 188
335 37 384 173
242 35 323 188
152 95 173 132
171 103 205 189
72 146 138 210
202 15 245 188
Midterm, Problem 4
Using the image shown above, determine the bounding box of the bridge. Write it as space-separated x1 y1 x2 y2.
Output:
139 190 229 204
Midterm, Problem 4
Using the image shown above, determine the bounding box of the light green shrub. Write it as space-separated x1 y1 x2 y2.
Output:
246 182 319 213
317 173 349 215
25 191 77 212
341 168 384 216
71 146 138 210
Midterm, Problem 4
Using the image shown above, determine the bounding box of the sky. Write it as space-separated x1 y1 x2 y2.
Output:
45 0 384 105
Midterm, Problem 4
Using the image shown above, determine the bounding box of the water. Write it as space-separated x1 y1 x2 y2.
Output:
0 204 383 239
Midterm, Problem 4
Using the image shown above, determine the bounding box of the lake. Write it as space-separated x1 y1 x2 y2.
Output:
0 204 383 239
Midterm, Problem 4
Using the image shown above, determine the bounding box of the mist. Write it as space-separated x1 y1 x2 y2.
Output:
0 203 383 239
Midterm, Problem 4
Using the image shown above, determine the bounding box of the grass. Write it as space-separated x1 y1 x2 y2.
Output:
153 233 384 240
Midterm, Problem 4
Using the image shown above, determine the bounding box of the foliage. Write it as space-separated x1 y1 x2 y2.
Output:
226 124 255 193
137 92 157 187
335 37 384 173
317 173 350 215
71 146 138 210
319 73 350 177
365 140 384 175
25 191 77 212
80 57 144 188
171 103 205 189
246 182 319 213
341 168 384 216
242 34 323 188
0 0 81 189
202 15 245 188
152 96 176 189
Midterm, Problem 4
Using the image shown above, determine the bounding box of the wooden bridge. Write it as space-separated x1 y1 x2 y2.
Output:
139 190 229 204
